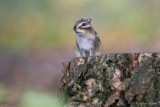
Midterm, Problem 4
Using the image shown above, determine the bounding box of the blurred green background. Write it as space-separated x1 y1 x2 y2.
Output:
0 0 160 106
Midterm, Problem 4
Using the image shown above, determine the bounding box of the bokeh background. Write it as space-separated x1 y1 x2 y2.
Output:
0 0 160 106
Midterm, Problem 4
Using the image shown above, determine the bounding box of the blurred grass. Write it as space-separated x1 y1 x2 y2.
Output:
20 90 64 107
0 85 64 107
0 85 7 103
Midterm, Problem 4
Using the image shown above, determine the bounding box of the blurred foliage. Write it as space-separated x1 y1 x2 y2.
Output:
0 0 160 53
20 90 64 107
0 85 7 103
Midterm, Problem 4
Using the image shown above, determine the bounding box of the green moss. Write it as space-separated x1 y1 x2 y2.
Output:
65 88 71 95
80 94 83 99
106 89 111 94
87 98 93 102
64 97 72 104
84 58 88 64
74 102 80 106
82 87 87 92
87 63 92 69
93 66 97 70
134 102 150 107
76 79 81 84
103 88 111 99
111 66 115 71
102 61 108 67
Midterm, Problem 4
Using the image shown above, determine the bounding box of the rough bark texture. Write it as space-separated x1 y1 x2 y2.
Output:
59 53 160 107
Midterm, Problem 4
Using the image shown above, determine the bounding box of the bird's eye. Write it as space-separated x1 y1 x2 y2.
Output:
82 23 86 26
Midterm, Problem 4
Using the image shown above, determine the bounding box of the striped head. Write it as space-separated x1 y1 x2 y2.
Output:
73 18 92 35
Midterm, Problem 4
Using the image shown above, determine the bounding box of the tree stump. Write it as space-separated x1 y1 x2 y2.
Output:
59 53 160 107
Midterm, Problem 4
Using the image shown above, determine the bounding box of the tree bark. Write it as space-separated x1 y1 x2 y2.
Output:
59 53 160 107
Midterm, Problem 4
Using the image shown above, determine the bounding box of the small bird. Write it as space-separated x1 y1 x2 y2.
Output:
73 18 103 57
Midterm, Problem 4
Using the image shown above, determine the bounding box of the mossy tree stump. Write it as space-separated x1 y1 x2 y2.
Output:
59 53 160 107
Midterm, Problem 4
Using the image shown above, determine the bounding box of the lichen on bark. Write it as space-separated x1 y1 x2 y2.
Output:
59 53 160 107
